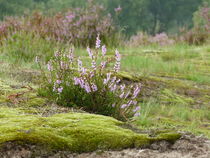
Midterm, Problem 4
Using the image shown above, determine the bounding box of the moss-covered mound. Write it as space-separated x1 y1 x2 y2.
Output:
0 107 181 153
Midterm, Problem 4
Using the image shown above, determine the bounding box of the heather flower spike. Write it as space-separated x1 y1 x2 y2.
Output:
114 49 121 72
96 34 101 49
102 45 107 56
35 56 39 63
101 61 106 69
134 112 140 117
57 87 63 93
56 80 62 84
133 106 140 113
115 5 122 12
68 48 74 63
47 61 53 71
87 47 93 59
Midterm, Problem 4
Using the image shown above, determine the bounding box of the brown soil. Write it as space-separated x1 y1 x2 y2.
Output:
0 133 209 158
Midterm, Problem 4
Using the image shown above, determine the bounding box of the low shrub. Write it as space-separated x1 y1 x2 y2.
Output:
0 1 120 47
0 17 22 43
179 6 210 45
179 28 209 45
38 36 141 121
128 32 174 47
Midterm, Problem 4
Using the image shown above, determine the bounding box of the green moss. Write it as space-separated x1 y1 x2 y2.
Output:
116 71 140 81
0 79 46 108
0 107 181 152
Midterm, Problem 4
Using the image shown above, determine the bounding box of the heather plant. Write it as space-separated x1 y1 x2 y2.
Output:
0 17 22 42
148 33 175 46
127 32 174 47
38 35 141 121
193 5 210 33
180 6 210 45
0 1 119 47
127 32 150 46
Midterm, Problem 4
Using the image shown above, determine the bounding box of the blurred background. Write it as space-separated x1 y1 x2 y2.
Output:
0 0 209 36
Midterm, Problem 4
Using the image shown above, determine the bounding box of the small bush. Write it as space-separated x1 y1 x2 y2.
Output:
128 32 150 46
179 6 210 45
38 36 141 121
149 33 175 46
179 28 209 45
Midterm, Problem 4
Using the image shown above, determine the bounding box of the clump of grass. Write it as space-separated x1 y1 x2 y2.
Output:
120 44 210 84
0 31 64 63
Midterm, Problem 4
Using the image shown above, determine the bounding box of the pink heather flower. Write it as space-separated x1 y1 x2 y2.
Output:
47 62 53 71
124 91 130 99
91 84 98 92
96 34 101 49
115 49 121 61
107 73 111 80
78 78 85 88
114 49 121 72
132 100 138 105
65 13 75 21
90 71 95 78
73 77 80 85
87 47 93 59
134 112 140 117
112 103 116 107
111 76 117 83
81 67 86 75
116 79 121 84
57 87 63 93
67 49 74 63
77 58 83 71
119 92 124 98
110 84 117 92
56 80 62 84
132 85 141 99
103 72 112 85
101 61 106 69
120 84 125 91
60 61 66 69
84 83 91 93
103 79 107 85
91 60 97 70
133 106 140 113
127 100 133 106
102 45 107 56
35 56 39 63
54 51 60 57
121 104 128 109
53 83 56 92
115 5 122 12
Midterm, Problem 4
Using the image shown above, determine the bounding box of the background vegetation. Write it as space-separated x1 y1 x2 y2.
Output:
0 0 209 36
